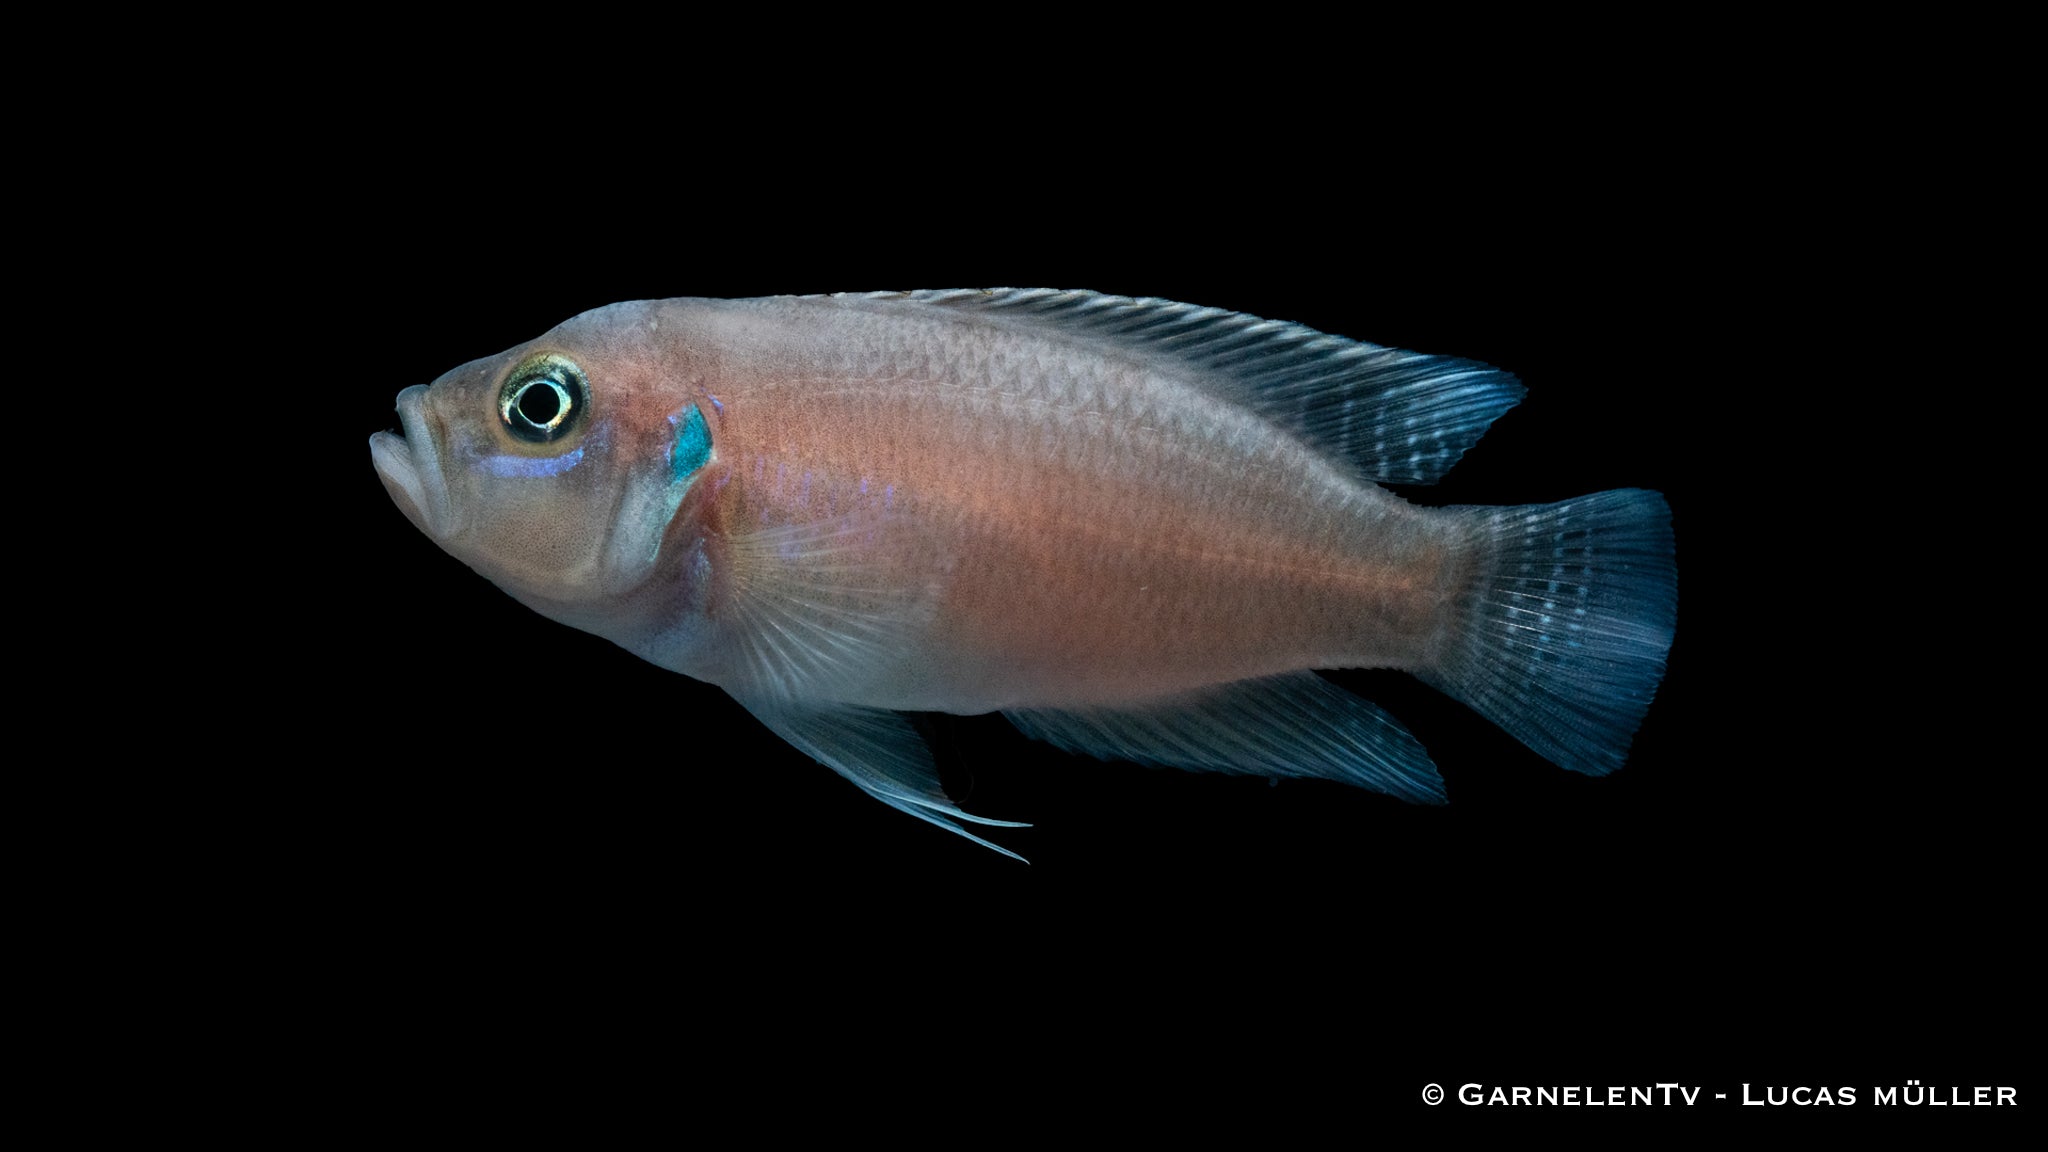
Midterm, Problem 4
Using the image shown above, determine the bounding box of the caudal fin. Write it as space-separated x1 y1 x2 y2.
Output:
1424 490 1676 775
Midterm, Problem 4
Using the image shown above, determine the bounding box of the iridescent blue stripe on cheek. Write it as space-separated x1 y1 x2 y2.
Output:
670 404 712 482
483 447 584 477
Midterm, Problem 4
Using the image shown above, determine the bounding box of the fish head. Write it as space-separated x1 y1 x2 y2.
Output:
369 300 715 637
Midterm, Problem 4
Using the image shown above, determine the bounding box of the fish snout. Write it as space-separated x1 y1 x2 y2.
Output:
369 385 454 539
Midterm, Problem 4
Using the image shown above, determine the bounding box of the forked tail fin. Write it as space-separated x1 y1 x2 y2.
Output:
1424 490 1677 775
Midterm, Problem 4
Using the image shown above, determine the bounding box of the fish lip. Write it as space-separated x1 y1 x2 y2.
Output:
369 385 457 538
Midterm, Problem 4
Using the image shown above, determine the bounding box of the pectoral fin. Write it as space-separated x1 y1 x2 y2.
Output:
739 698 1031 861
716 509 944 705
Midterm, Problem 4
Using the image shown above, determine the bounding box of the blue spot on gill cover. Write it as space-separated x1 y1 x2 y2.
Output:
669 404 712 482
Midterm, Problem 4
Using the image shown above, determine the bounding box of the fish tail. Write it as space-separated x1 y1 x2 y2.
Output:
1424 490 1676 775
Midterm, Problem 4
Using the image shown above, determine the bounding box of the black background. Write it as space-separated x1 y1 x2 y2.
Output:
293 157 2016 1109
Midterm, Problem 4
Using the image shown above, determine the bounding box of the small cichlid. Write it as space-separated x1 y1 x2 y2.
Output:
370 290 1675 858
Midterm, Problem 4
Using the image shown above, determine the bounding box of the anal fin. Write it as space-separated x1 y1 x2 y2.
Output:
1004 672 1445 804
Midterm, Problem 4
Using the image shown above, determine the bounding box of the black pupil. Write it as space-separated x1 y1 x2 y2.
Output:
518 379 564 426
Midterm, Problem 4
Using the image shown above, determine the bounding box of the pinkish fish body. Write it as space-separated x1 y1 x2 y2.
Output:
370 290 1675 857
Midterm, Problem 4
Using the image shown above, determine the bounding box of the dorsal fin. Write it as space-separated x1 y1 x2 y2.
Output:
835 288 1526 485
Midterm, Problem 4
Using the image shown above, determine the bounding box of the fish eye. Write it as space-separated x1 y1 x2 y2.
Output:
499 354 588 444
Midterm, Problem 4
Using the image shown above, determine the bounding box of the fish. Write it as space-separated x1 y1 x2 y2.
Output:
369 289 1676 859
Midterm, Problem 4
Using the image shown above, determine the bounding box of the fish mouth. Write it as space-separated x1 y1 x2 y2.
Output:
369 385 456 538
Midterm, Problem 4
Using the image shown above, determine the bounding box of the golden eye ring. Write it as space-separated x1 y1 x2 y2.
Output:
499 354 588 443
